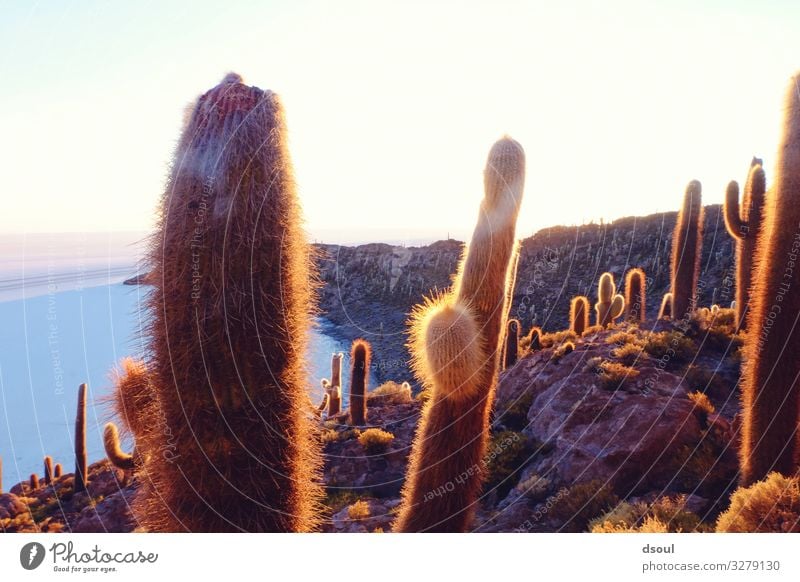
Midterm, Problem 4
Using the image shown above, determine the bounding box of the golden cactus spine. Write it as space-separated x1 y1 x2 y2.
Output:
44 456 53 485
504 319 520 369
724 161 767 331
103 422 134 471
349 340 371 425
624 268 646 323
135 74 321 532
659 292 673 319
111 357 152 437
74 383 88 493
394 137 525 532
570 296 590 335
595 272 625 327
739 73 800 486
670 180 704 320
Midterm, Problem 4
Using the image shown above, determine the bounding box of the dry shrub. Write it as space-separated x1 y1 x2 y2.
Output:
540 329 577 349
368 381 412 405
549 480 619 532
716 473 800 532
357 428 395 454
347 500 371 520
598 360 640 390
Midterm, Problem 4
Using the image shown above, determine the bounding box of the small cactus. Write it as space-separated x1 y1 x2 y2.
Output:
349 339 371 426
724 161 767 331
74 383 88 494
44 456 54 485
54 463 62 479
103 422 135 471
331 352 343 392
624 268 646 323
659 293 673 319
524 326 542 351
322 379 342 416
670 180 704 320
503 319 520 369
570 296 590 335
29 474 39 490
595 273 625 327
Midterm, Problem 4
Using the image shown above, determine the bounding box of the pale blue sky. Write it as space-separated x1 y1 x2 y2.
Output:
1 1 799 243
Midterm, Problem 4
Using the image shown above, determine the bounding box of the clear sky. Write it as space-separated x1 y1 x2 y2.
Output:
1 0 798 243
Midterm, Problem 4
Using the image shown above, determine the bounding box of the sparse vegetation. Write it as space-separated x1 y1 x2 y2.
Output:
358 428 395 454
716 474 800 532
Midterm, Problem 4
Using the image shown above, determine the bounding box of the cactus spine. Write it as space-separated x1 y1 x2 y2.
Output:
659 292 673 319
503 319 520 369
624 268 646 323
739 73 800 486
111 357 152 437
570 296 590 335
74 383 88 494
135 74 321 532
394 137 525 532
44 456 53 485
670 180 704 320
349 340 371 426
595 272 625 327
54 464 62 479
103 422 135 471
724 161 767 331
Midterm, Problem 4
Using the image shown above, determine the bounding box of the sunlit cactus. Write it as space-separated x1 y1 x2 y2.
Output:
395 137 525 532
103 422 134 471
624 268 646 323
724 160 767 331
349 339 371 426
522 326 542 352
504 319 520 369
74 383 88 494
670 180 704 320
570 296 590 335
595 272 625 327
111 357 152 437
659 292 673 319
44 456 54 485
135 74 322 532
316 393 329 415
322 379 342 416
739 73 800 486
54 463 62 479
29 474 39 490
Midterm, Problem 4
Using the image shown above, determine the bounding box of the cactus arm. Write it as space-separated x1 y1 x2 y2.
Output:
724 180 746 240
103 422 135 471
610 294 625 320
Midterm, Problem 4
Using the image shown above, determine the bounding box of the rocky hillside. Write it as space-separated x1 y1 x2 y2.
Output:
316 204 735 384
1 309 743 532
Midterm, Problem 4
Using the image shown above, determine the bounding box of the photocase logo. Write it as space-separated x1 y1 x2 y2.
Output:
20 542 46 570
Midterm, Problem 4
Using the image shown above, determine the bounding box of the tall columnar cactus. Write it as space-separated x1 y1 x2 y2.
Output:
739 73 800 486
135 74 322 532
44 456 53 485
624 268 646 323
503 319 520 369
570 296 590 335
29 474 39 490
595 272 625 327
724 161 767 332
54 464 62 479
74 383 88 494
659 292 673 319
103 422 135 471
670 180 704 320
394 137 525 532
349 339 371 426
331 352 343 390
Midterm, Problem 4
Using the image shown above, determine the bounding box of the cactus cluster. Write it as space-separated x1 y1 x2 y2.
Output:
595 272 625 327
394 137 525 532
